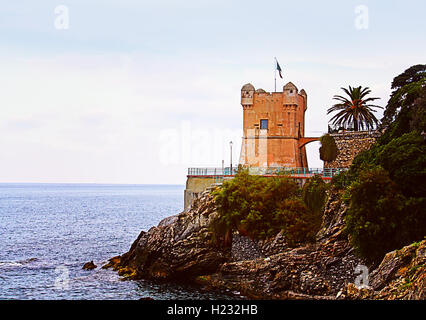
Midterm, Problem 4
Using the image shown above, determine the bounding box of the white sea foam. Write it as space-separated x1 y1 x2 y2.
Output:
0 258 38 268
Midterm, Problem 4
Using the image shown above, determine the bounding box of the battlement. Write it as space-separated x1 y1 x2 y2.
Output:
241 82 306 108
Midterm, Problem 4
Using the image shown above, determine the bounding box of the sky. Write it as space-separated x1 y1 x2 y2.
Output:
0 0 425 184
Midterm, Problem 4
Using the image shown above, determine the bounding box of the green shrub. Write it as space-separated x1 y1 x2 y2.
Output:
344 166 426 262
349 131 426 198
302 175 329 215
319 134 338 162
274 197 318 247
331 170 352 190
374 131 426 198
212 169 321 246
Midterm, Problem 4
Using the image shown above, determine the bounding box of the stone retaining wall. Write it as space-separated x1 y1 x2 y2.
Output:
325 131 381 168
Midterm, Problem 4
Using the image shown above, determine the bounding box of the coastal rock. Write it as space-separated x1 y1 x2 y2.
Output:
197 234 361 299
107 185 425 300
231 233 265 262
231 229 288 261
82 261 97 270
344 283 374 299
196 190 365 299
258 230 287 256
158 215 178 227
344 240 426 300
103 190 231 280
316 188 347 242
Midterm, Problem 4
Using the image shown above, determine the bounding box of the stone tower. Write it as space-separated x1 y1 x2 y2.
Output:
239 82 312 168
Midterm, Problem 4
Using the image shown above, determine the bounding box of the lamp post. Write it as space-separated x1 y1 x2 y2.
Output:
230 141 233 174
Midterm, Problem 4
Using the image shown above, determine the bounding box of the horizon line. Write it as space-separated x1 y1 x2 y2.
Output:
0 181 185 186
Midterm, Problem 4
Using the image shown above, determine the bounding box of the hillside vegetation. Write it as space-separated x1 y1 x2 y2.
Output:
334 64 426 262
213 65 426 263
212 170 326 247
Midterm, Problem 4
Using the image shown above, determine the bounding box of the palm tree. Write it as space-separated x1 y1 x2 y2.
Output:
327 86 382 131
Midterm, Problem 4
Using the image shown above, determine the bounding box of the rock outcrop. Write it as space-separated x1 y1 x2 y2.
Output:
103 191 231 280
196 211 363 298
105 186 425 300
82 261 97 270
344 240 425 300
193 187 365 298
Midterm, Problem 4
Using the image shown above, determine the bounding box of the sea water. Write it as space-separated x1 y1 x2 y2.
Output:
0 183 234 300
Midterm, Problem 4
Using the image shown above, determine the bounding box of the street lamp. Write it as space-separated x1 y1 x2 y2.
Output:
229 141 233 174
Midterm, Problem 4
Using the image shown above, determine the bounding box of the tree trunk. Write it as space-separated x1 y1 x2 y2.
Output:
354 118 359 131
224 229 233 247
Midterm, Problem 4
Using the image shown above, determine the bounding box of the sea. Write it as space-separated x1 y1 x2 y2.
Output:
0 183 235 300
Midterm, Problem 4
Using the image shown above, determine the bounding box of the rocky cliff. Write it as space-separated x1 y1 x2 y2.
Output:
103 191 230 280
345 240 425 300
104 188 425 300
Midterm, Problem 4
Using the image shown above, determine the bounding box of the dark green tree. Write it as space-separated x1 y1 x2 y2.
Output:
273 197 318 247
344 166 426 262
319 134 338 162
212 169 300 241
211 170 322 246
380 64 426 139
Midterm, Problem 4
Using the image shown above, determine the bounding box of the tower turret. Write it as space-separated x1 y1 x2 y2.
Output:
283 82 298 96
241 83 255 107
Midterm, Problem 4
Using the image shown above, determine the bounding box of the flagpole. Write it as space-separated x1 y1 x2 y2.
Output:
274 57 277 92
274 70 276 92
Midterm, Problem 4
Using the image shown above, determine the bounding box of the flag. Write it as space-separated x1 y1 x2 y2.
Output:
275 58 283 79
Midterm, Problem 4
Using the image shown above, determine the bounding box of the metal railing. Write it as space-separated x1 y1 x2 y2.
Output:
187 167 347 179
187 167 239 176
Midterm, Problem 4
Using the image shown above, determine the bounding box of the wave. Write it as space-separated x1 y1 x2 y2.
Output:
0 258 38 268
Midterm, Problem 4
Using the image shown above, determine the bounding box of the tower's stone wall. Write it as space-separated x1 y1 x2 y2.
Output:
239 82 310 168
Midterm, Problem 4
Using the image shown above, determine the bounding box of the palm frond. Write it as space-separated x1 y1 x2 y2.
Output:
327 85 381 131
